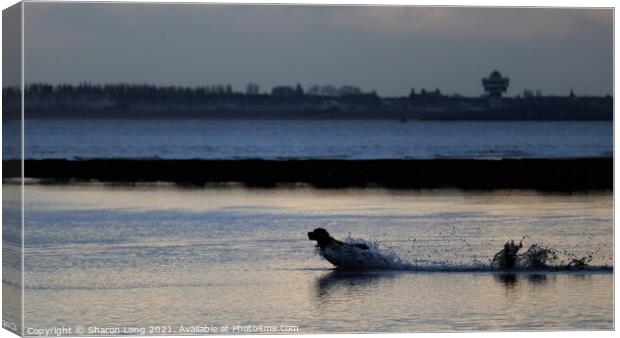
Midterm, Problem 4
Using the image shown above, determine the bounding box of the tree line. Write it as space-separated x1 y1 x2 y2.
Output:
9 83 383 101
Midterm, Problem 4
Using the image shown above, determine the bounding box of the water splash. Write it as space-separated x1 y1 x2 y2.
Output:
314 235 611 272
516 244 558 269
313 235 414 270
339 236 497 272
494 239 604 271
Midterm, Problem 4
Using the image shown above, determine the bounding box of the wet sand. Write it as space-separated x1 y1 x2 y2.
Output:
6 158 613 190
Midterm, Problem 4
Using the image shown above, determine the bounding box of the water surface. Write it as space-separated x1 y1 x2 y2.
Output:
11 184 612 333
4 119 612 159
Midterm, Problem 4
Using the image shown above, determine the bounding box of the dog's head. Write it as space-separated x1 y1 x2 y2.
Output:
308 228 332 247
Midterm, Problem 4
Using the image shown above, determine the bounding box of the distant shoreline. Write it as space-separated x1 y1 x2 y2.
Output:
4 158 612 191
6 112 615 121
8 104 614 121
4 82 613 121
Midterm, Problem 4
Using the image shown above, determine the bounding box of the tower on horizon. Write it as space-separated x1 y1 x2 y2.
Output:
482 70 509 108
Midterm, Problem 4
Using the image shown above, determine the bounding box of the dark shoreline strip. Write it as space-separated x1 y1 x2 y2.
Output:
4 158 613 190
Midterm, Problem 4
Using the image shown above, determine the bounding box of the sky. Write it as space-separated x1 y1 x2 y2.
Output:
22 3 613 97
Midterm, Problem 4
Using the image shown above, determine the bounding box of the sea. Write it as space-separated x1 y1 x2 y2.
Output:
1 119 613 160
2 119 614 333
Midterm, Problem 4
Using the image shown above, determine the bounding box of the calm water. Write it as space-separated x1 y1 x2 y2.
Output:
3 119 613 159
6 184 612 334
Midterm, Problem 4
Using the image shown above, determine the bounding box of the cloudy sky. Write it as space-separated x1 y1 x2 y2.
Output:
23 3 613 96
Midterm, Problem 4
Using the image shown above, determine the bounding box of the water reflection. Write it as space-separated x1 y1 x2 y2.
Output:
494 273 519 288
493 272 553 289
526 273 549 286
314 270 396 299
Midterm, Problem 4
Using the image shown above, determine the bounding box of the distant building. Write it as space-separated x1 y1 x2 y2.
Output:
482 70 509 108
246 83 260 95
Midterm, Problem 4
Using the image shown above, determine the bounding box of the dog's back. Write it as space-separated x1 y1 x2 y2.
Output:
308 228 390 270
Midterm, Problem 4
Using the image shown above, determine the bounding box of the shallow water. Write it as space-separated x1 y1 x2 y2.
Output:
10 184 613 333
4 119 613 159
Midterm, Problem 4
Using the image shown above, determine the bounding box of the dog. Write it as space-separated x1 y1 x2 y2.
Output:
491 237 556 270
308 228 375 269
491 238 523 269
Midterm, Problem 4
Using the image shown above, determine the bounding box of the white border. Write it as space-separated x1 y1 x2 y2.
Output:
0 2 616 338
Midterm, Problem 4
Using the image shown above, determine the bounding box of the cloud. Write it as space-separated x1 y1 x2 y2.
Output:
323 7 612 40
